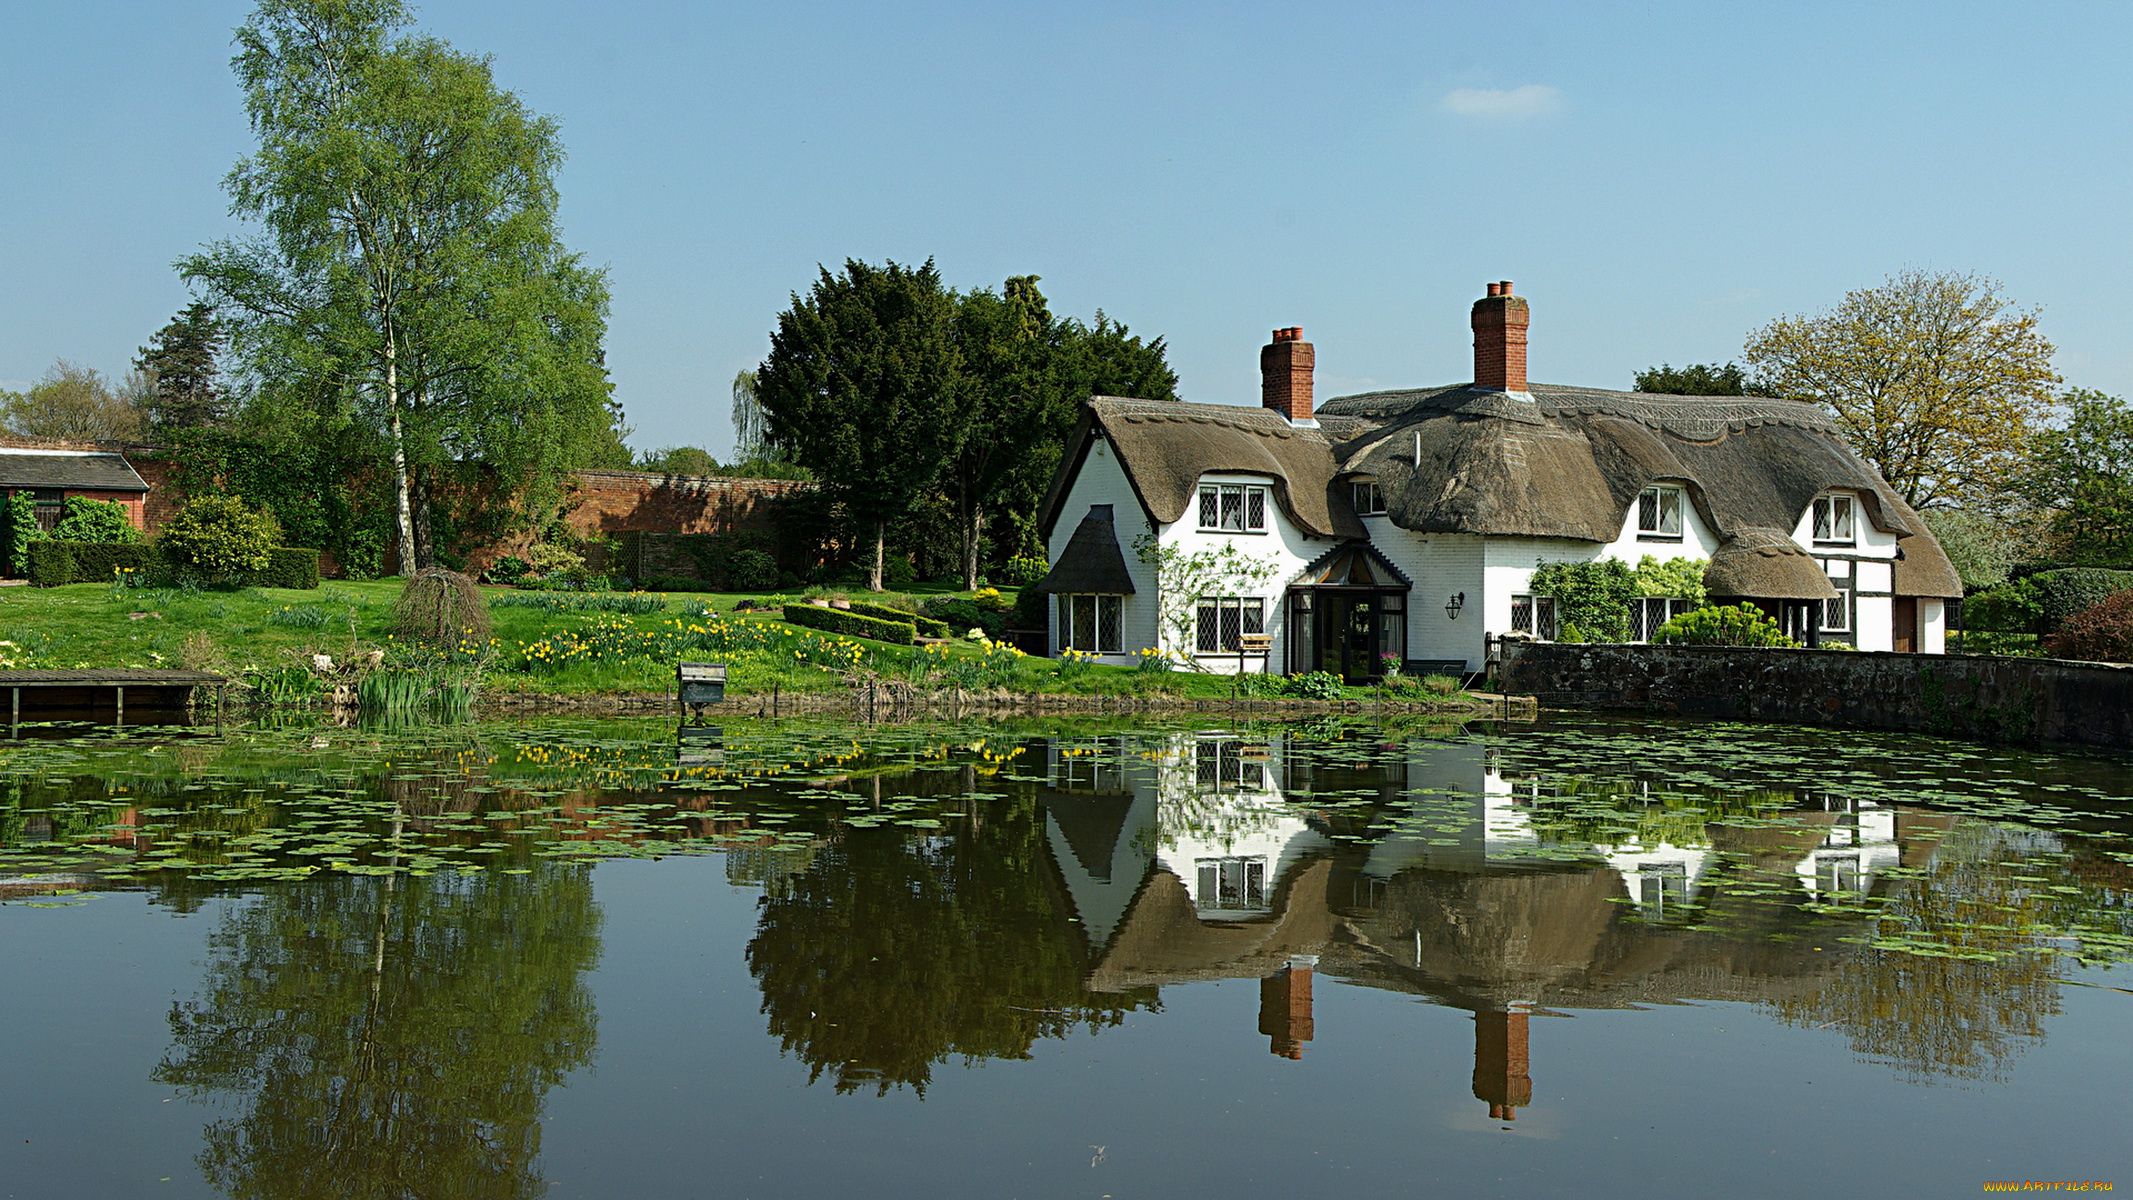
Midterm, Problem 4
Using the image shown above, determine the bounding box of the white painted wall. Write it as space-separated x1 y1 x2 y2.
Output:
1920 597 1946 653
1045 433 1159 664
1150 471 1327 674
1367 527 1486 669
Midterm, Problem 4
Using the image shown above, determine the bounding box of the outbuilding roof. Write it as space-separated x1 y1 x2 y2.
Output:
0 449 149 493
1031 504 1137 595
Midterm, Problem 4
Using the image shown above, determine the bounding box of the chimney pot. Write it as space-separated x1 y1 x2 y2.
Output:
1261 326 1315 421
1486 282 1502 297
1500 280 1514 295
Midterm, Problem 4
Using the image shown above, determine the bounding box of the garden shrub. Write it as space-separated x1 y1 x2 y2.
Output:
1652 602 1798 647
846 600 947 637
56 543 158 586
1283 670 1345 699
391 568 491 648
1001 555 1048 587
642 574 719 592
884 554 917 587
727 548 779 591
255 547 322 589
1011 585 1048 633
159 494 281 581
483 555 531 585
922 596 1006 637
2044 591 2133 663
1968 569 2133 637
782 603 917 645
25 540 78 586
48 497 141 544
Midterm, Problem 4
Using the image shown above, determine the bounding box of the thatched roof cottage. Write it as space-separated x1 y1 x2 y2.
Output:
1034 283 1960 677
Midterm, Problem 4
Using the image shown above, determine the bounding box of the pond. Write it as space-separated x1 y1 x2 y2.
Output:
1 712 2127 1197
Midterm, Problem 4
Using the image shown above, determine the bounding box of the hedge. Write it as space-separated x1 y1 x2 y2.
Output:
846 600 948 638
26 541 321 589
782 602 916 645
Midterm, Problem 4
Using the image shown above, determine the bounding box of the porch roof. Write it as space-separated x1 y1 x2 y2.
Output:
1288 542 1412 590
1032 504 1136 595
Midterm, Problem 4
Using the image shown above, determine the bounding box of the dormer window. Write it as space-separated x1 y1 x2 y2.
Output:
1351 479 1387 517
1637 484 1684 539
1813 494 1857 545
1198 484 1268 532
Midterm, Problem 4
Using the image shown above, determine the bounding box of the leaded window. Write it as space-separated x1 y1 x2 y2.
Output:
1511 594 1557 641
1057 593 1123 653
1197 484 1268 532
1196 595 1266 653
1638 485 1684 538
1813 494 1857 544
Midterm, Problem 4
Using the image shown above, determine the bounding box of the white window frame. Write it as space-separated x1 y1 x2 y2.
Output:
1057 593 1124 653
1813 494 1857 546
1511 593 1557 641
1197 483 1269 533
1195 855 1271 912
1822 585 1851 633
1637 484 1685 539
1195 595 1266 654
1351 479 1387 517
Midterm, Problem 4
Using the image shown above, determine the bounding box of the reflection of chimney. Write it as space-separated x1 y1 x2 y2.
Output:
1261 327 1315 422
1259 955 1317 1059
1471 1009 1533 1121
1470 281 1530 394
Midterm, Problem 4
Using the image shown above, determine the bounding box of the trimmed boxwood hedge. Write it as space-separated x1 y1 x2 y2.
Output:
846 600 948 638
782 602 916 645
26 541 321 589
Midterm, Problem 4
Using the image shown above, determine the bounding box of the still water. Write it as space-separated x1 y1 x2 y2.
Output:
1 713 2127 1198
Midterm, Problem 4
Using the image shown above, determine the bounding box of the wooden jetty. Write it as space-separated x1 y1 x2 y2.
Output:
1 669 226 725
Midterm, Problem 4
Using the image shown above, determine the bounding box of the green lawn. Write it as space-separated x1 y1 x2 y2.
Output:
0 579 1459 705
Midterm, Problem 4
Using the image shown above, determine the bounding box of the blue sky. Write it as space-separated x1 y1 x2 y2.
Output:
4 1 2129 458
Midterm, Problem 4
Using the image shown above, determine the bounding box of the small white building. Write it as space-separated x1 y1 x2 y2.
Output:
1033 283 1961 678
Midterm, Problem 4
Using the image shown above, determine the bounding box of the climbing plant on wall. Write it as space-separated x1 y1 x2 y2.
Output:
1529 560 1640 642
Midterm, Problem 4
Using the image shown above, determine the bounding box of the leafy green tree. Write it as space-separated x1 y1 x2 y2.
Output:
945 285 1180 584
182 0 623 575
1530 559 1640 641
0 359 143 443
135 301 228 432
2027 389 2133 567
1632 361 1771 396
756 259 971 590
1923 509 2019 591
156 868 600 1198
1744 270 2059 510
635 444 720 476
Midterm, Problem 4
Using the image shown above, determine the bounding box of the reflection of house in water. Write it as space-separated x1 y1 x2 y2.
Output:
1037 733 1957 1122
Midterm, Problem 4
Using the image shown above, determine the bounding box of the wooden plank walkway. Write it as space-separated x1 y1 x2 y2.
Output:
0 669 227 725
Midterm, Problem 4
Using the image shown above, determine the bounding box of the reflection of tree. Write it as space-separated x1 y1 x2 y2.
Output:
1769 820 2060 1082
155 867 601 1198
746 798 1155 1095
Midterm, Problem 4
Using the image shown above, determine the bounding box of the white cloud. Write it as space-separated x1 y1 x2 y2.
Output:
1439 84 1562 119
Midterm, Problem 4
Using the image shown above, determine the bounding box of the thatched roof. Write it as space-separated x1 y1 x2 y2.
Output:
1039 397 1369 540
1031 505 1136 595
0 449 148 492
1706 528 1840 601
1036 381 1962 599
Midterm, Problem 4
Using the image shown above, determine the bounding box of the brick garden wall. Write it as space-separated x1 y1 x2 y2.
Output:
1499 641 2133 753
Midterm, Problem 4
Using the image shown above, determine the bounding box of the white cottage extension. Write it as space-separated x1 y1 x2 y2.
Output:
1033 283 1963 679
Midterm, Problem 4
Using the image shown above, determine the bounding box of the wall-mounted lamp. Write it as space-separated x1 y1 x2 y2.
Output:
1445 592 1466 620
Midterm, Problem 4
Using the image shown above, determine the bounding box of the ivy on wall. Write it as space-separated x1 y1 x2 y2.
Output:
1531 555 1710 642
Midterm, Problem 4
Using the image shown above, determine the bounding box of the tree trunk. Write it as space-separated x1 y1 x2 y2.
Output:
958 473 983 591
384 334 419 577
870 520 886 592
411 465 436 572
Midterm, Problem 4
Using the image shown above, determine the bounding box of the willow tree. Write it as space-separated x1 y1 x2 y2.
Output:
182 0 621 573
756 259 969 590
1743 270 2059 511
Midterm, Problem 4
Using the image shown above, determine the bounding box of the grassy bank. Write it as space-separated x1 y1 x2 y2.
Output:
0 579 1474 708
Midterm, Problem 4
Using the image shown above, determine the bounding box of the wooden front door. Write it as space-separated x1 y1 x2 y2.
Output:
1893 596 1918 653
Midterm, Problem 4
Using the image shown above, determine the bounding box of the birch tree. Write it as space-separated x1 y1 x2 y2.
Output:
182 0 619 572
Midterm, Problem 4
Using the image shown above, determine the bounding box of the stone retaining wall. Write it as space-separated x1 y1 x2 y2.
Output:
1499 641 2133 752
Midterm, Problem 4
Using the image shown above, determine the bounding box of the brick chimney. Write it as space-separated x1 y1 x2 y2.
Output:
1471 1008 1533 1121
1261 327 1315 422
1258 957 1316 1059
1471 281 1530 394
